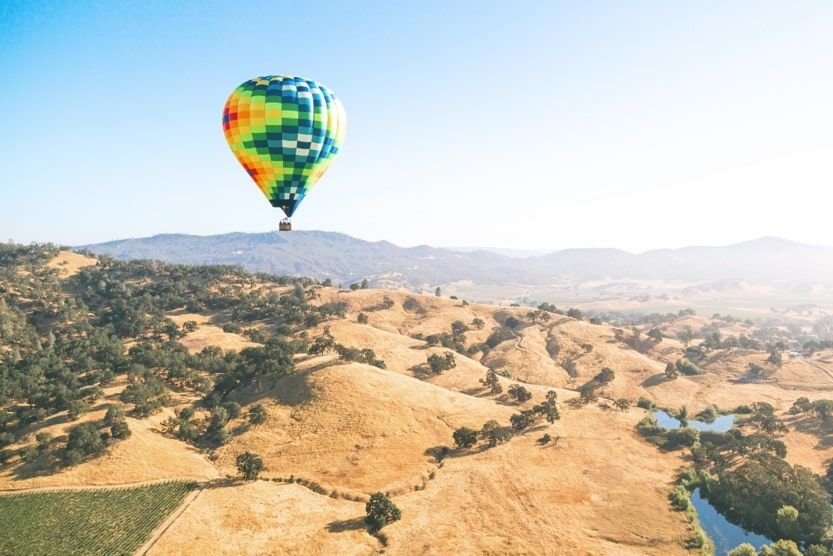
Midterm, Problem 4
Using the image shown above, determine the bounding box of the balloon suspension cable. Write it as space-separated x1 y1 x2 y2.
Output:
278 218 292 232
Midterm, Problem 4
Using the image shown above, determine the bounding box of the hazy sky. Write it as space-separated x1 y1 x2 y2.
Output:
1 1 832 251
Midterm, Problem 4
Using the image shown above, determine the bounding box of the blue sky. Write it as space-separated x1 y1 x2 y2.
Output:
1 1 832 250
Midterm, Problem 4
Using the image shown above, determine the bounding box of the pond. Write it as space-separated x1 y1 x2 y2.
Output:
690 488 771 555
653 410 735 432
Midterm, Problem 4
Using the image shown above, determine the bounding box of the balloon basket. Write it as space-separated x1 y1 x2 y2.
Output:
278 218 292 232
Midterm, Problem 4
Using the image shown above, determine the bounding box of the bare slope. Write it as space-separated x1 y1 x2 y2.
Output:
217 361 514 496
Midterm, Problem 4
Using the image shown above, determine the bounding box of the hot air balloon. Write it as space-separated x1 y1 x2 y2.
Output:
222 75 346 231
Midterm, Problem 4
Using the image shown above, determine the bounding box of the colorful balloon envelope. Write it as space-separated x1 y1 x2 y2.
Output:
222 75 346 218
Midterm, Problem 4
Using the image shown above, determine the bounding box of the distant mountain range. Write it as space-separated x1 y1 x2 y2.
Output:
79 233 833 289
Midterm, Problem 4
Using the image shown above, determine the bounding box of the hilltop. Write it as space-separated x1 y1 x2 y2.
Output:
2 245 833 554
80 232 833 287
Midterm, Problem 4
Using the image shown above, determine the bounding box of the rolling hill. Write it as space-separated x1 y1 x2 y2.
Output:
79 233 833 291
3 246 833 554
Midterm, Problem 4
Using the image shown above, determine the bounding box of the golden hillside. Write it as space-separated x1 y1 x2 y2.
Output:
3 249 833 554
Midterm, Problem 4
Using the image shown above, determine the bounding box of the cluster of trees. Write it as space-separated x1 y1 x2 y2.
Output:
790 397 833 423
577 367 616 403
62 404 131 467
672 358 704 376
453 390 560 450
639 393 832 549
402 297 426 315
161 402 244 447
427 352 456 374
307 328 386 368
730 539 832 556
363 295 395 312
507 384 532 403
349 278 370 290
424 320 470 354
613 327 664 354
0 246 348 473
709 455 832 547
479 369 503 394
699 331 763 351
453 420 513 450
335 344 386 369
0 247 332 451
510 390 560 431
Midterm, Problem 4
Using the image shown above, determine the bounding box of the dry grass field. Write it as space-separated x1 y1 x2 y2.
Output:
4 257 833 554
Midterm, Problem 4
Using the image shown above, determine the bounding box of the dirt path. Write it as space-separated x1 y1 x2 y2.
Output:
136 486 204 555
0 476 207 495
806 360 833 383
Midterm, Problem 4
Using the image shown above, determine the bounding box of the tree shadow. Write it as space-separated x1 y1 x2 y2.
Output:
423 445 450 461
409 364 437 379
202 477 240 490
460 386 496 398
785 414 833 449
232 370 316 407
326 517 368 533
493 396 523 407
9 453 62 481
443 443 492 458
641 373 673 388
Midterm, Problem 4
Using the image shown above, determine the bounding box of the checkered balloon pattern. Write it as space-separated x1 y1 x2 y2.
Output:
222 75 346 217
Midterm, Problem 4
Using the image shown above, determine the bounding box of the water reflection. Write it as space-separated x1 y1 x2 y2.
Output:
653 410 735 432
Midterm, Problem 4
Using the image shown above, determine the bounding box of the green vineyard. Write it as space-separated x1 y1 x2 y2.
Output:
0 481 196 555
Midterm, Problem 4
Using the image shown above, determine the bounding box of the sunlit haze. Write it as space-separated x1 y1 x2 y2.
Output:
2 1 832 251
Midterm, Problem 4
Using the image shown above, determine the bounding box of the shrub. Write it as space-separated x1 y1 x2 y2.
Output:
665 427 700 449
759 540 802 556
637 397 655 410
103 404 126 427
675 358 703 376
110 420 131 439
776 505 799 539
637 414 662 436
365 492 401 531
222 402 242 419
697 405 718 423
35 432 52 452
479 369 502 394
595 367 615 384
63 423 105 466
480 420 513 447
357 313 368 324
0 432 14 448
402 297 425 314
507 384 532 403
485 327 514 348
236 451 263 480
728 543 758 556
453 427 478 449
510 410 538 431
427 352 456 374
248 403 267 425
669 485 690 511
